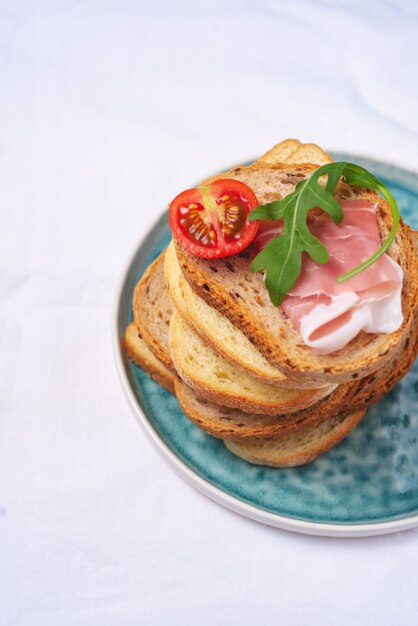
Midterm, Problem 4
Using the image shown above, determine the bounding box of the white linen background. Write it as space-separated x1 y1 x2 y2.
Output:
0 1 417 624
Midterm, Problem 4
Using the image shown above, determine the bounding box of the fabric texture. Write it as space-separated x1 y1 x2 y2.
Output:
0 2 418 625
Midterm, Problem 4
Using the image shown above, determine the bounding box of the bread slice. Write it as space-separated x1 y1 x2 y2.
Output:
175 378 350 439
174 307 417 440
257 138 332 167
169 311 337 416
124 322 176 394
176 162 418 385
132 250 175 372
224 409 365 467
284 142 333 165
257 138 301 164
165 241 327 389
163 243 190 318
412 230 418 251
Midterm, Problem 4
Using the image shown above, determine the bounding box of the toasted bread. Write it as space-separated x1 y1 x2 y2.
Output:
224 409 365 467
284 142 333 165
257 138 332 167
132 251 175 372
124 322 176 394
257 138 301 164
169 311 337 416
176 163 418 385
165 241 327 389
175 377 349 440
174 311 416 440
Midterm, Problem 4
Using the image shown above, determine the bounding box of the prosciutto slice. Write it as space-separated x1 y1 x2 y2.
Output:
254 199 403 354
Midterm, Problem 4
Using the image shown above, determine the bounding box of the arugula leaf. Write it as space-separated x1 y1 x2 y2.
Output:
248 162 400 305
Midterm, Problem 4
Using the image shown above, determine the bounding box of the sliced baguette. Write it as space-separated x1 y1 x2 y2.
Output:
175 378 350 440
257 138 301 164
284 142 333 165
174 310 417 440
163 242 190 319
124 322 176 394
169 311 337 416
257 138 332 167
224 409 365 467
165 241 326 389
176 162 418 385
132 250 175 372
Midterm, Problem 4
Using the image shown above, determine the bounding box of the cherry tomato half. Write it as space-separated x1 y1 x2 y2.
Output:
169 179 259 259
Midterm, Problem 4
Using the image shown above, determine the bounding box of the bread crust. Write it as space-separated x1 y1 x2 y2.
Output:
223 410 365 468
124 322 176 394
132 250 176 372
283 142 333 165
175 378 349 439
257 138 301 164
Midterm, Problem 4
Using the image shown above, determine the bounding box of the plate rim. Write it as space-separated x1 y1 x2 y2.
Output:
113 154 418 538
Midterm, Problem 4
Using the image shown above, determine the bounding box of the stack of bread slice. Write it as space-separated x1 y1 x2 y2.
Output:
125 140 418 467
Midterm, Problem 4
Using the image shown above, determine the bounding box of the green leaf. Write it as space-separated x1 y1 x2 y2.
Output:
305 184 343 224
249 192 297 221
322 162 345 193
251 233 304 306
249 161 400 305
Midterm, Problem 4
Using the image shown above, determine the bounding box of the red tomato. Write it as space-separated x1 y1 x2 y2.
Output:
169 179 259 259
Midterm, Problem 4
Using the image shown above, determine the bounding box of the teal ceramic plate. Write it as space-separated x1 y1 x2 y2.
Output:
114 154 418 537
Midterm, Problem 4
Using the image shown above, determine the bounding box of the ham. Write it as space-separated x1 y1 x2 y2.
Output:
254 199 403 354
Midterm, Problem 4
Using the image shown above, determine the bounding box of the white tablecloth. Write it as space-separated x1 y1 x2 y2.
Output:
1 2 418 624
